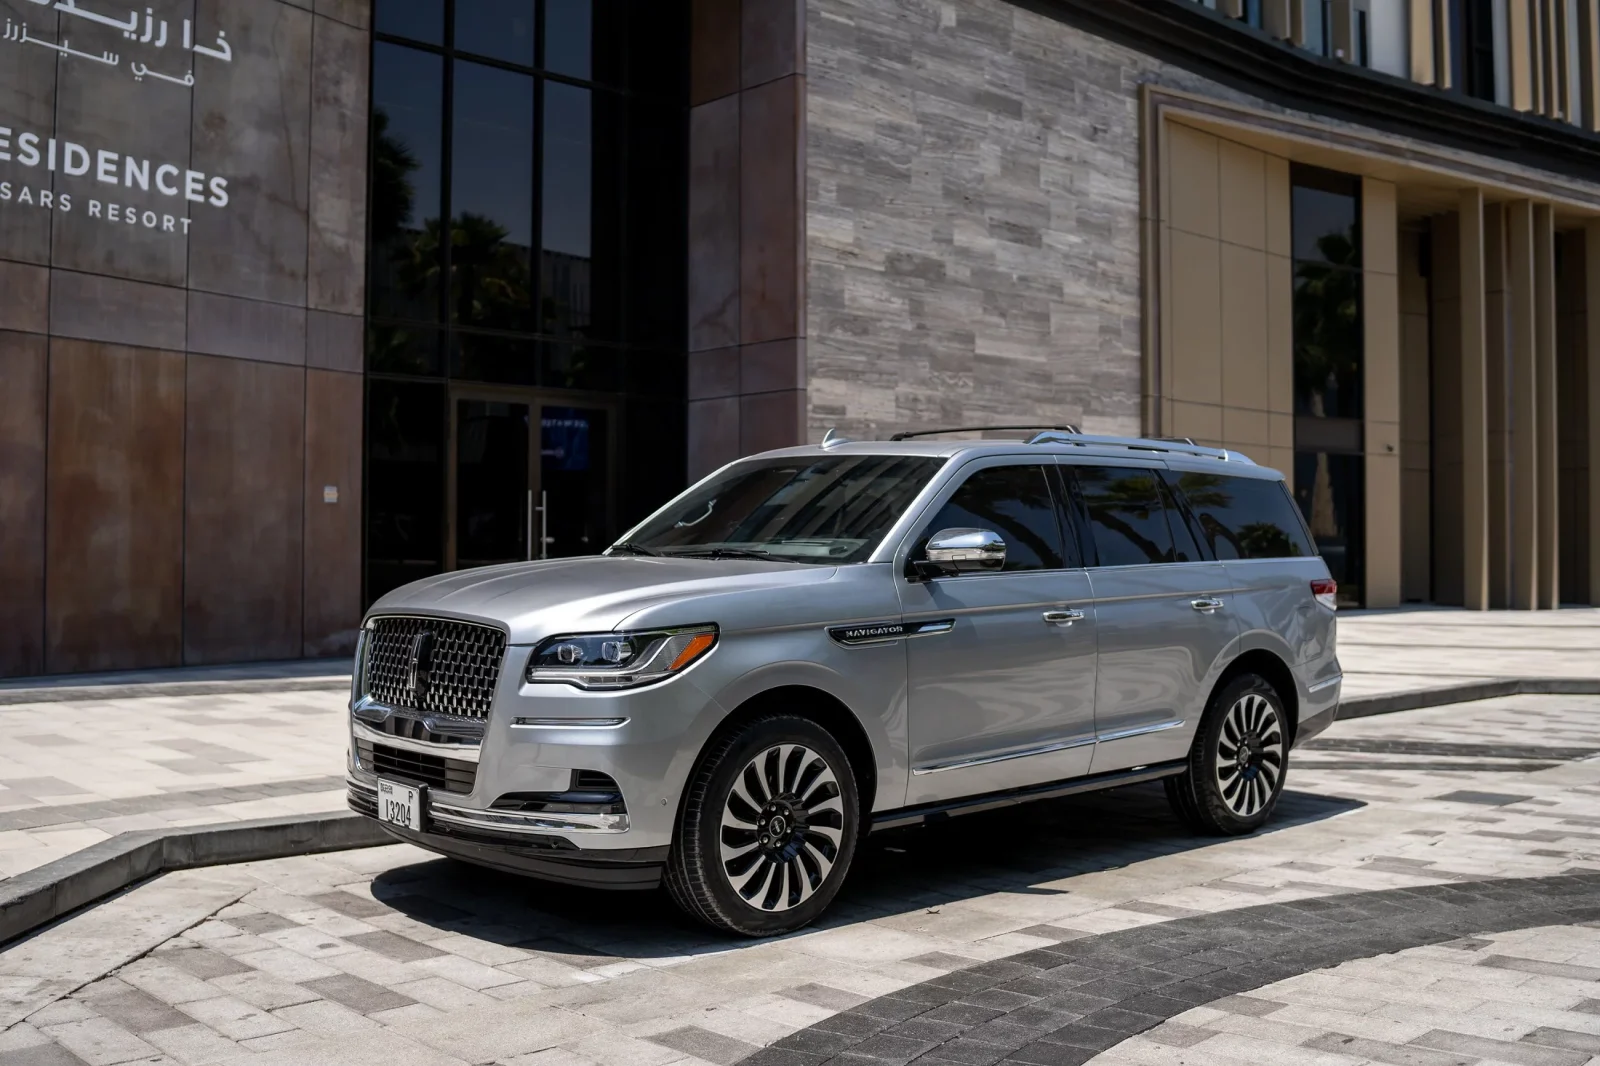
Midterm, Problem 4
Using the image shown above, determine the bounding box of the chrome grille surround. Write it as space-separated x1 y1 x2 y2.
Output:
363 615 507 719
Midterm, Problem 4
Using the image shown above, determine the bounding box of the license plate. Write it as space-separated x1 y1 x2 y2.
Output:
377 779 423 831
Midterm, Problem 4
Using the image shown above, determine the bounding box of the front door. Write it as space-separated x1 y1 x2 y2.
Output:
447 390 615 570
898 460 1098 806
1061 463 1240 775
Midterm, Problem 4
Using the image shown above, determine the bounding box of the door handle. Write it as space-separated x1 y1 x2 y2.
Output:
1043 609 1085 626
1190 598 1224 613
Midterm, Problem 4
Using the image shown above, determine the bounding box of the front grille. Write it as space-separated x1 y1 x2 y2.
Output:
364 616 506 719
355 740 477 794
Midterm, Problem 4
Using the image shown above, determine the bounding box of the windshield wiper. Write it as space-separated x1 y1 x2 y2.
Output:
669 547 771 560
607 542 661 557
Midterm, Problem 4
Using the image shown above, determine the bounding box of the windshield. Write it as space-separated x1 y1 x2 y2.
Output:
618 455 944 563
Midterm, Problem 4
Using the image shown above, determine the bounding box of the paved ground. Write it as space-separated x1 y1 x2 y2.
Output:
0 607 1594 884
7 691 1600 1065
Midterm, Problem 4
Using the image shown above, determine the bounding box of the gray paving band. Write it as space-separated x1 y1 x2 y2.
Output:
0 676 350 705
1337 678 1600 719
740 872 1600 1066
0 812 389 947
0 775 348 831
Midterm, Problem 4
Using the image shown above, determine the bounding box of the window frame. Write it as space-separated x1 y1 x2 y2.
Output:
900 457 1080 578
1058 459 1202 570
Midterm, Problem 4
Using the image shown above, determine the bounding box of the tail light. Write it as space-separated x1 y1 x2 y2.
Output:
1310 578 1338 611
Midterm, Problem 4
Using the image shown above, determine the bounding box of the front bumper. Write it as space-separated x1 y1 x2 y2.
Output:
347 777 666 888
348 643 729 873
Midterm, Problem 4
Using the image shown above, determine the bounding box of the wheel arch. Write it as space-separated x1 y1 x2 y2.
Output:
686 685 879 821
1215 649 1300 744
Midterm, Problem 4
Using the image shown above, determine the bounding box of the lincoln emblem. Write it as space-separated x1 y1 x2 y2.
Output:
407 630 435 704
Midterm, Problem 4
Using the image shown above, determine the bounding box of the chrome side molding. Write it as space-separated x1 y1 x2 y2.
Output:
912 734 1097 776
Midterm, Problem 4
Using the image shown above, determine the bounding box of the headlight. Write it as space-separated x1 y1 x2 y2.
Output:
525 624 718 690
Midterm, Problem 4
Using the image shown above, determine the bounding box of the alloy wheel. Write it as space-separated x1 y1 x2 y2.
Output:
718 743 844 911
1215 692 1284 817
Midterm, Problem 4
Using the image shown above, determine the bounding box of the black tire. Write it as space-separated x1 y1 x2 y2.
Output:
1165 672 1289 835
664 713 860 936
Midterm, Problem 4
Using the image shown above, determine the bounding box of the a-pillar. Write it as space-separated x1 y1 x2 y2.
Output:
1534 205 1560 608
1459 189 1491 610
1508 200 1540 608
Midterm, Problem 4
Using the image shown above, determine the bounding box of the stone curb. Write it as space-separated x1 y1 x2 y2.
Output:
0 676 350 705
0 811 389 947
1338 678 1600 719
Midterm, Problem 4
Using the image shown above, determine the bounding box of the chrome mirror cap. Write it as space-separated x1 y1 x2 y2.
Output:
924 527 1006 574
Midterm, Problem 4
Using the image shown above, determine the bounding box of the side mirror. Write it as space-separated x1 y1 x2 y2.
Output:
919 528 1006 577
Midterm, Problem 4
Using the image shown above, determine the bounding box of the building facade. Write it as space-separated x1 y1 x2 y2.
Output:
0 0 1597 679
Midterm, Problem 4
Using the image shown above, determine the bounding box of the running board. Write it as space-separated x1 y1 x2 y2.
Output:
869 760 1188 832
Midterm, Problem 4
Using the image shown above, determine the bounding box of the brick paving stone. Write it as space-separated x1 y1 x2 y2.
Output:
176 995 297 1041
39 1016 158 1065
650 1026 763 1065
0 1045 91 1066
302 974 416 1014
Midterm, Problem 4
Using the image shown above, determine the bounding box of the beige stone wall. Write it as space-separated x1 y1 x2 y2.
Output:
1160 122 1295 479
1364 179 1403 608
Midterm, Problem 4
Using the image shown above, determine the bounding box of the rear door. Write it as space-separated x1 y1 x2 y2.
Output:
1170 464 1334 668
1061 461 1240 774
898 459 1098 805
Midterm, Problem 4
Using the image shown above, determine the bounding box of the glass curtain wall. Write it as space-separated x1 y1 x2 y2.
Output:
1290 164 1366 607
363 0 687 603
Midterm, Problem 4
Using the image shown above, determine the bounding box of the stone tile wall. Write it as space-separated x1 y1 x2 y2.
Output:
0 0 370 676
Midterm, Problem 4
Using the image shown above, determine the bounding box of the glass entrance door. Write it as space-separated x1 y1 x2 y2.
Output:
536 405 612 559
451 397 532 569
447 390 615 571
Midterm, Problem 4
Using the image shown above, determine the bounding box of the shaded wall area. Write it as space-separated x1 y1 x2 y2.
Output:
0 0 370 677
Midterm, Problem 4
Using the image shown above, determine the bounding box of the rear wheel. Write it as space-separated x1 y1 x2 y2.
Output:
1165 673 1288 835
665 714 859 936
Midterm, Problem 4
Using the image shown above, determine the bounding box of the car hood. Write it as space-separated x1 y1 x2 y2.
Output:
367 555 839 643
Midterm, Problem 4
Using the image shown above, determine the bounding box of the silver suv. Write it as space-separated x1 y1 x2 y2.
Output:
348 428 1341 936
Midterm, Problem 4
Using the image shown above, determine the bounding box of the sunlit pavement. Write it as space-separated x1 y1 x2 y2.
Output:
6 691 1600 1065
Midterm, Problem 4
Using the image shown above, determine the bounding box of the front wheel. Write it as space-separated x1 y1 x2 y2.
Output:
1165 673 1288 835
665 714 860 936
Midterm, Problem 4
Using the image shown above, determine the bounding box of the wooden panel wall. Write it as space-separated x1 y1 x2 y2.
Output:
303 370 364 658
0 333 48 677
183 356 306 665
45 341 185 673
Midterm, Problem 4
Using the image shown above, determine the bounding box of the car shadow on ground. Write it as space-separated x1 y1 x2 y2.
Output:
366 782 1361 962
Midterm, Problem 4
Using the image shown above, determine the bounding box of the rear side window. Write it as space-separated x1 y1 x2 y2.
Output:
1071 465 1178 567
1173 472 1314 560
922 465 1071 571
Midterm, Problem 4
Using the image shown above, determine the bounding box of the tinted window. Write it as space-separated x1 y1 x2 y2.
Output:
1175 473 1315 561
1157 476 1204 562
627 456 942 564
451 62 535 333
1073 466 1175 567
922 466 1068 572
455 0 536 66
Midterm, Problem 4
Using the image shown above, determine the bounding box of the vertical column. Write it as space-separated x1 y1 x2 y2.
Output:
1508 200 1540 608
1411 0 1437 83
1330 0 1355 61
1263 0 1292 40
687 0 808 477
1554 0 1573 121
1485 204 1514 607
1365 179 1403 608
1431 214 1466 606
1581 0 1600 131
1588 221 1600 603
1510 0 1535 111
1533 0 1549 114
1535 205 1560 607
1460 189 1491 610
1220 0 1245 17
1433 0 1454 88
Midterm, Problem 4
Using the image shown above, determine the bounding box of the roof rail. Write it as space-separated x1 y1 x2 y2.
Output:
1025 429 1254 464
889 424 1082 441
